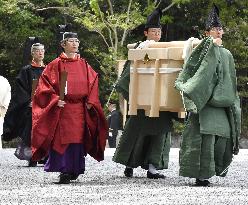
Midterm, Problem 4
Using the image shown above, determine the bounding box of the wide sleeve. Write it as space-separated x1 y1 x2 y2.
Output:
115 60 131 101
0 77 11 117
2 67 31 141
15 67 32 105
31 60 61 160
175 37 220 113
84 62 108 161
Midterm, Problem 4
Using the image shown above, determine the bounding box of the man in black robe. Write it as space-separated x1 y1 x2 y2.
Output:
2 38 46 167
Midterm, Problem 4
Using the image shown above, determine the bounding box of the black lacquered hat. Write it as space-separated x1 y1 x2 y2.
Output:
145 8 162 29
205 4 222 31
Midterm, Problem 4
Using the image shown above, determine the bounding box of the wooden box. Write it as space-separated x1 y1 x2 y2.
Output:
127 42 186 117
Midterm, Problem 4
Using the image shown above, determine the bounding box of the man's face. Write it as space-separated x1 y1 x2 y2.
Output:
32 48 45 62
108 104 116 112
205 27 224 39
144 28 161 42
62 38 80 53
108 104 112 112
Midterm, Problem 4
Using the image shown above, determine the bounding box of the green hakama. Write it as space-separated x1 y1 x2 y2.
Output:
113 110 174 169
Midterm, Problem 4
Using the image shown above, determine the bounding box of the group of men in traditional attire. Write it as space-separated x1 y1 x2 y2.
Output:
114 4 240 186
0 4 240 186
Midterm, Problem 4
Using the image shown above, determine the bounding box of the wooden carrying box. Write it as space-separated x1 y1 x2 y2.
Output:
128 42 186 118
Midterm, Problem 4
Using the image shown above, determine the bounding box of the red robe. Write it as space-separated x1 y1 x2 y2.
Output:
31 54 108 162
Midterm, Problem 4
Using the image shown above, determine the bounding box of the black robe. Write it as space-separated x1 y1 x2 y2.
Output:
2 65 44 146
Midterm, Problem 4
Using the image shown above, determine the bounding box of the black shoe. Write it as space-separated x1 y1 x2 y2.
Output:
57 173 71 184
124 167 133 177
38 157 48 165
70 174 79 180
147 171 165 179
195 179 210 187
28 160 37 167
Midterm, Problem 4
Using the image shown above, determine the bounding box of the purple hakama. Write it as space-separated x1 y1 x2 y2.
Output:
44 143 85 175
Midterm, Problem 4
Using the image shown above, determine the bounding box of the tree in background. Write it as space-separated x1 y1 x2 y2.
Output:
0 0 67 81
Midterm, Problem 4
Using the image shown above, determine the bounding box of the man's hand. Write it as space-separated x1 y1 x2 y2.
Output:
0 106 4 117
29 102 32 107
213 38 222 46
86 103 92 110
57 100 66 107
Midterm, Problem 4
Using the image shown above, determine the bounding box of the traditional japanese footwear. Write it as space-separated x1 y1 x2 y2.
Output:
195 179 210 187
124 167 133 177
70 174 79 180
147 171 165 179
28 160 37 167
57 173 71 184
38 157 48 165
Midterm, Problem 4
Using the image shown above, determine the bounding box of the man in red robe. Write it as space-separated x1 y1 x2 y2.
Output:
31 32 108 184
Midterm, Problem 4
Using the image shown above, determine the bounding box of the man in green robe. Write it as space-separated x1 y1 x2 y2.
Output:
113 8 179 179
175 4 241 186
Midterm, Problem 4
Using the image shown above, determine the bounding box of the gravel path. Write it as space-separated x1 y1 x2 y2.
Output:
0 148 248 205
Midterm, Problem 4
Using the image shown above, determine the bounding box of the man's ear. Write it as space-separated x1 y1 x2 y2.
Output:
144 30 148 37
61 42 66 48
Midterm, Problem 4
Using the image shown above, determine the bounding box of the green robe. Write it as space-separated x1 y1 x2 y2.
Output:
113 42 177 169
175 37 241 178
113 110 175 169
